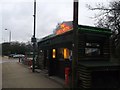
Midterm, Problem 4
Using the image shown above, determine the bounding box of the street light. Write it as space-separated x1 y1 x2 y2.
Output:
5 28 12 56
5 29 11 43
31 0 36 72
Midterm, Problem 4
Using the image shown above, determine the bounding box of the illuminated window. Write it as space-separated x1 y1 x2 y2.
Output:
64 48 70 59
58 48 70 60
52 49 56 58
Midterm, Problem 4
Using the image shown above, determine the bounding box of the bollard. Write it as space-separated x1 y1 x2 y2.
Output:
29 60 32 66
65 67 70 86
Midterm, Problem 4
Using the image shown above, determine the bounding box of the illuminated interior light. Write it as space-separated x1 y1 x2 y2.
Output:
53 49 56 58
64 48 70 59
64 48 67 59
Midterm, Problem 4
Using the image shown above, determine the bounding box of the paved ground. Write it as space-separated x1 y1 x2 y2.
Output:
2 57 64 88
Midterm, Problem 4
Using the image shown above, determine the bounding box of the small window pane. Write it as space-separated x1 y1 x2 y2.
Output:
85 48 100 56
86 43 100 47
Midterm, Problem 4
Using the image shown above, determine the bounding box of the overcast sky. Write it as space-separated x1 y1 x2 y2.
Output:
0 0 112 43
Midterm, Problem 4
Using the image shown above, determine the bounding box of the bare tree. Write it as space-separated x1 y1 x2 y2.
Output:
87 0 120 61
87 1 120 32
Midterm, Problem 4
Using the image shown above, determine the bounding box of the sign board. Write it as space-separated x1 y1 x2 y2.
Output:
55 21 73 35
31 37 36 42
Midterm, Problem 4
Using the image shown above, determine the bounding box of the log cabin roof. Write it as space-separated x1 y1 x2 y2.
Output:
38 25 111 43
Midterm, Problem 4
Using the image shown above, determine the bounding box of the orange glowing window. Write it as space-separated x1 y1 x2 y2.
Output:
64 48 70 59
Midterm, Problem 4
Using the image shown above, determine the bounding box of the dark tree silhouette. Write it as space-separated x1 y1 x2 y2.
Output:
1 41 33 56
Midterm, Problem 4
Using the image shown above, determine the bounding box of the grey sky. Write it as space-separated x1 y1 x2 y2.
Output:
1 0 112 43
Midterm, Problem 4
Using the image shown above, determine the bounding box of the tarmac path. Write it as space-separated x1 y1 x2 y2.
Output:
2 57 63 88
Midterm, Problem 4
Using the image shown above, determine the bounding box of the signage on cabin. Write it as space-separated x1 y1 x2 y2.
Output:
54 21 73 35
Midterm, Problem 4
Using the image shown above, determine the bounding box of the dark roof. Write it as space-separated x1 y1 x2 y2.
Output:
38 25 111 43
78 25 111 34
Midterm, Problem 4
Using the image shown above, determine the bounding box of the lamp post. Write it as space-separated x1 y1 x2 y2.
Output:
31 0 36 72
5 29 11 43
5 28 11 56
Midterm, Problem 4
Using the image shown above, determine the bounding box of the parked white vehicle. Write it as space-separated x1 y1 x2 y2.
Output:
13 54 25 58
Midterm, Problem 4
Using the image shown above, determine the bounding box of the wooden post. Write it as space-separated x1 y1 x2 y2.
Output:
72 0 79 88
